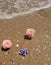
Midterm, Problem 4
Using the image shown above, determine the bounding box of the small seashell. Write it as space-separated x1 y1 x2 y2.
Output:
19 48 28 56
2 40 12 49
26 28 35 38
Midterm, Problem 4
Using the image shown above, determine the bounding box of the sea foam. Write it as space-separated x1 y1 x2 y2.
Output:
0 0 51 19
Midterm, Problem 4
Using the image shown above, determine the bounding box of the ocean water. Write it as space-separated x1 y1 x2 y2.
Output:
0 0 51 19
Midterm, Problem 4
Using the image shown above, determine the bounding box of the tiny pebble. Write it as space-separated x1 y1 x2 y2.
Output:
3 62 6 65
46 35 49 38
20 64 23 65
16 44 19 47
43 46 46 51
5 52 9 55
5 52 8 55
22 57 25 60
13 62 15 64
38 50 41 53
36 48 39 51
17 32 20 34
44 63 48 65
17 40 19 43
30 53 33 56
48 57 50 60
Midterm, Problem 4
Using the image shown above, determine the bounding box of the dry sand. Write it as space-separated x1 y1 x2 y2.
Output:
0 7 51 65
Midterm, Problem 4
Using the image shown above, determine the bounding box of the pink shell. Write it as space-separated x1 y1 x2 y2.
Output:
26 28 35 37
2 40 12 49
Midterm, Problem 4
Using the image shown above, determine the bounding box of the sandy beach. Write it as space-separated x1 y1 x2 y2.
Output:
0 7 51 65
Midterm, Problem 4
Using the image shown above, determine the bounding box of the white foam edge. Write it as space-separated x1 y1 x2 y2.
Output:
0 4 51 19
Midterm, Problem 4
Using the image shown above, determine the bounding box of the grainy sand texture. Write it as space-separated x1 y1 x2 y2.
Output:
0 7 51 65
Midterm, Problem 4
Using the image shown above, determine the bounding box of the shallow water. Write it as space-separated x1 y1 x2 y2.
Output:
0 0 51 19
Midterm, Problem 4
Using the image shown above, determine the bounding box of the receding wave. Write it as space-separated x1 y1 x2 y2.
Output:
0 0 51 19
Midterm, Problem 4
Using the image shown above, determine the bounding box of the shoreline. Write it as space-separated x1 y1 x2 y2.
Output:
0 5 51 19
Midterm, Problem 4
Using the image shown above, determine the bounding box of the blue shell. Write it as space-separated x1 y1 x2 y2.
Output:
20 48 28 56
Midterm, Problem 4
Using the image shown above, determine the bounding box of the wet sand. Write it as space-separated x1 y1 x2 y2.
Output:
0 7 51 65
